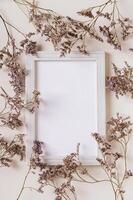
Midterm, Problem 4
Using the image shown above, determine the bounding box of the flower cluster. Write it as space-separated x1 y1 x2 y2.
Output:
0 88 40 129
107 113 132 142
0 13 40 174
30 140 46 170
0 15 39 94
17 141 80 200
0 134 25 167
38 153 79 199
20 34 38 55
106 62 133 98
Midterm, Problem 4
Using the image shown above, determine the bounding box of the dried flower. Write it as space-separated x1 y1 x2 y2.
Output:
0 88 40 129
106 62 133 98
107 113 132 142
0 14 39 94
24 90 40 113
20 39 38 55
0 134 25 167
30 141 46 170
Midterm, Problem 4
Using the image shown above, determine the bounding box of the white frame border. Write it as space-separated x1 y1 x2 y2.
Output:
25 51 106 165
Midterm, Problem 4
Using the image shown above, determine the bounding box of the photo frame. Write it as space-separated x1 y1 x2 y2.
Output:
26 51 106 165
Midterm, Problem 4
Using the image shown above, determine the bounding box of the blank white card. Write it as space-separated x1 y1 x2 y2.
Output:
35 60 98 163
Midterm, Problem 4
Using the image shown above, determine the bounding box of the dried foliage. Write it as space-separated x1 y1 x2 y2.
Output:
0 14 38 94
14 0 133 56
106 62 133 98
93 114 133 200
16 115 133 200
0 1 133 200
0 134 25 167
0 14 40 129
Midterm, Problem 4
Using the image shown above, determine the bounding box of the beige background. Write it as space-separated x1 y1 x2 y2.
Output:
0 0 133 199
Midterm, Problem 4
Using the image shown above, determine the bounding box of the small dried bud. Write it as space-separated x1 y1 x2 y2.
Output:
78 9 94 18
25 41 38 55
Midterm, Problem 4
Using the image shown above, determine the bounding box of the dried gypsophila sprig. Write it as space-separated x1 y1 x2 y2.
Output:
0 15 39 56
0 134 25 167
0 14 39 94
0 88 40 129
16 141 79 200
107 113 132 142
106 62 133 98
0 14 40 129
13 0 103 56
0 12 41 181
78 0 133 51
14 0 133 56
93 114 133 200
16 142 92 200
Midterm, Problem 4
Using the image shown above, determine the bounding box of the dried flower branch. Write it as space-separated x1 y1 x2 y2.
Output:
0 12 41 190
106 62 133 98
0 14 39 94
78 0 133 51
93 114 133 200
14 0 133 55
0 88 40 129
0 13 40 133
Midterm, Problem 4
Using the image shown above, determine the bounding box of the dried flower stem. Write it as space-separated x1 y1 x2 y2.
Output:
16 166 31 200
